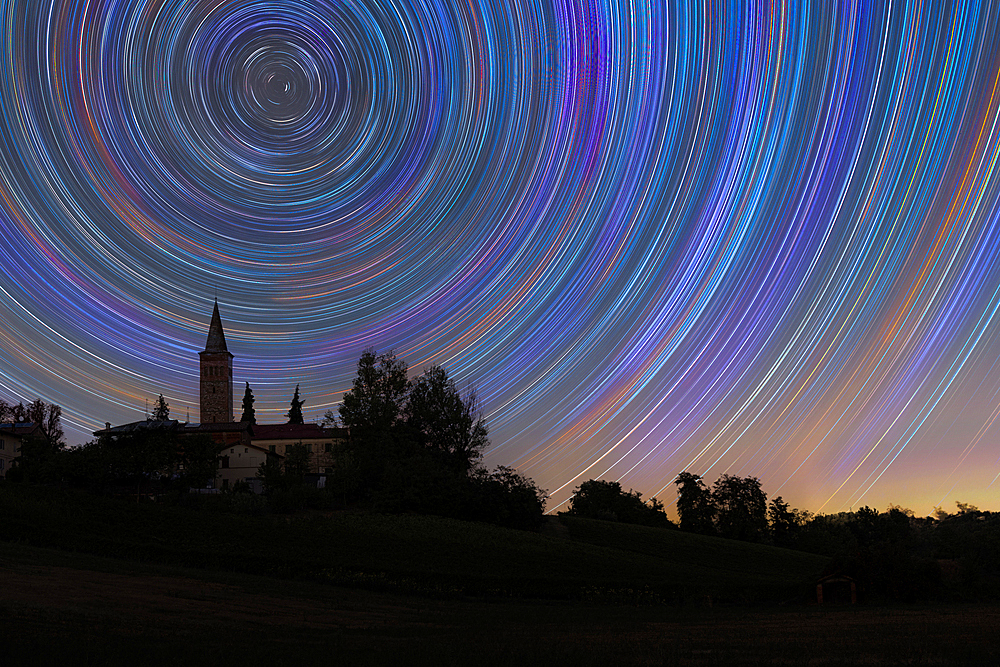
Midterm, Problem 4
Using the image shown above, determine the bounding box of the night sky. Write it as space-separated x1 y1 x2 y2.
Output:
2 1 1000 515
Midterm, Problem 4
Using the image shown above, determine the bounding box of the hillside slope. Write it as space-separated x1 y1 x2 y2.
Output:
0 486 827 601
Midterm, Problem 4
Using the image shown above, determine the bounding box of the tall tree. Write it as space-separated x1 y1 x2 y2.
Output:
405 365 489 472
176 433 220 489
768 495 809 547
287 384 304 424
339 349 410 437
240 382 256 423
284 442 310 480
712 474 768 541
338 349 411 496
675 472 715 535
152 394 170 420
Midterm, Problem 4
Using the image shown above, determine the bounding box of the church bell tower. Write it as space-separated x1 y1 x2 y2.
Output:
199 300 234 423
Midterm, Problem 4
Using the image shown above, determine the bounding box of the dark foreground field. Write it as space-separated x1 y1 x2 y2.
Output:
2 487 998 665
3 542 998 666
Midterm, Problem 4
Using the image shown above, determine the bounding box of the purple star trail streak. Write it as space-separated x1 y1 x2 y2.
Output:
3 1 1000 514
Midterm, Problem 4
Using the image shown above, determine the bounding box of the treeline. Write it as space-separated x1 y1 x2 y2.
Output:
315 349 547 529
563 472 786 541
2 350 548 531
4 413 221 497
565 472 1000 601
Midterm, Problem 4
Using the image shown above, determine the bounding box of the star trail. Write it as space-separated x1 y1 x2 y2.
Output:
2 1 1000 514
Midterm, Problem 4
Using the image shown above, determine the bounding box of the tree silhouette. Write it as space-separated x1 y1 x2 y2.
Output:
240 382 256 423
287 384 304 424
284 442 310 480
338 350 410 492
675 472 715 535
332 348 545 527
176 433 220 489
712 474 768 541
406 365 488 473
566 479 672 527
339 349 409 436
152 394 170 420
768 495 808 547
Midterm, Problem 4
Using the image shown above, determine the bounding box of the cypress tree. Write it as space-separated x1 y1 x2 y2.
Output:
287 384 304 424
240 382 256 424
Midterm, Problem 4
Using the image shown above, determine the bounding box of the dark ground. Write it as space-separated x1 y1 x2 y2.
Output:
2 543 997 666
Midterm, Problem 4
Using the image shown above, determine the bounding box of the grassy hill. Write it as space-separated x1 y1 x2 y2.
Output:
560 515 827 593
8 486 1000 666
0 485 827 602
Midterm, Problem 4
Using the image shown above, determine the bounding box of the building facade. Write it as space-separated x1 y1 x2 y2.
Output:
96 301 344 491
251 423 347 475
0 422 41 479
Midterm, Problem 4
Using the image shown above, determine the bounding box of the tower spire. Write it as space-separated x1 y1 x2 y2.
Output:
199 300 234 423
204 299 229 353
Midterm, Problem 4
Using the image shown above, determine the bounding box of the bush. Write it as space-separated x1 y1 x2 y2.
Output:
223 491 268 516
464 466 548 530
565 479 673 529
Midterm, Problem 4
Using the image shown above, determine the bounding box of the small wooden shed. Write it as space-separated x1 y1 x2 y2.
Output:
816 573 857 604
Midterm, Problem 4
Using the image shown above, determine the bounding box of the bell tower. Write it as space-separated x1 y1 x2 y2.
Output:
199 300 234 423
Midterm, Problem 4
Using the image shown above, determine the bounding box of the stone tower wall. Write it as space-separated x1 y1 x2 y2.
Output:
199 350 233 423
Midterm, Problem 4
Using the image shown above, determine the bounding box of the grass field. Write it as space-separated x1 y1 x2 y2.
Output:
3 542 998 666
0 486 826 602
3 486 997 665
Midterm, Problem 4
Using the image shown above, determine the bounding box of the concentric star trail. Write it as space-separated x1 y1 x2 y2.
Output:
3 1 1000 514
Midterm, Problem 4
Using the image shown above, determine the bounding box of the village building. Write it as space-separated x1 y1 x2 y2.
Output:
216 441 274 493
0 422 42 479
251 423 346 475
94 301 343 491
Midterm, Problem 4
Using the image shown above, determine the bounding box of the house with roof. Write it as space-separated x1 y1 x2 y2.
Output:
97 300 340 492
251 423 347 475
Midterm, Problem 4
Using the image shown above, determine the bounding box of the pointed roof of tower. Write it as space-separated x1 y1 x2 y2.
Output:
203 300 229 353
